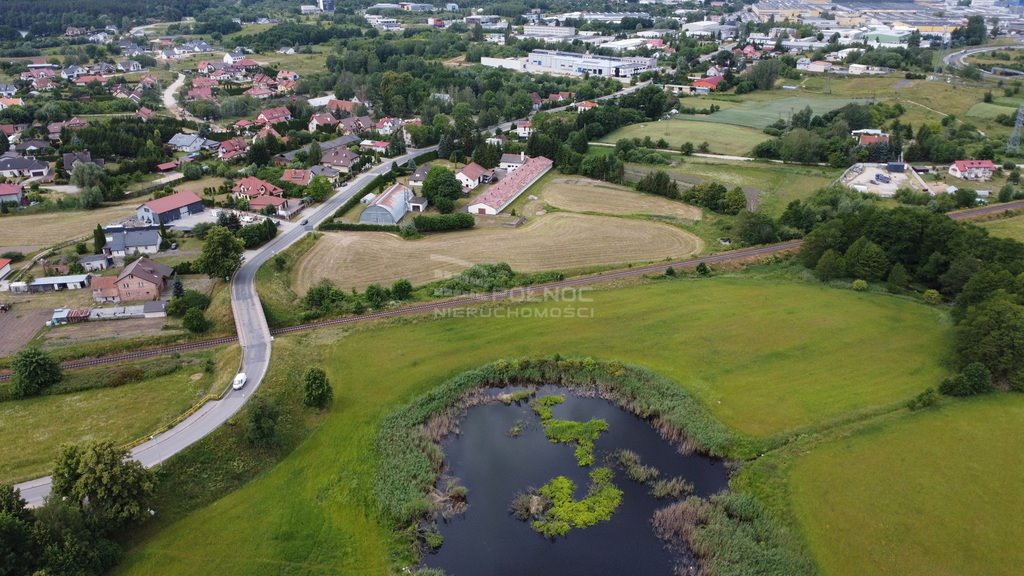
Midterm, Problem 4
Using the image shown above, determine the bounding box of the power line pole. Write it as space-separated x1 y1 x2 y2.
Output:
1008 104 1024 154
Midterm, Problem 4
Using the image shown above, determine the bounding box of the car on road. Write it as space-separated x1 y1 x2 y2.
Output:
232 373 247 390
300 219 308 225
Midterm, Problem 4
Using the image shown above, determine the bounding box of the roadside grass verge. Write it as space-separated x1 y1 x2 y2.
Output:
0 345 239 484
255 232 320 327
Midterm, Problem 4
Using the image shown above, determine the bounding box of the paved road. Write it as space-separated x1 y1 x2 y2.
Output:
8 79 730 506
943 43 1024 79
948 199 1024 220
162 73 228 132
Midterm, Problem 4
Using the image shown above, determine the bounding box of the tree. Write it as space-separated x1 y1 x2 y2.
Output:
365 283 389 309
80 186 105 209
815 249 845 281
939 362 993 397
955 294 1024 381
306 176 332 203
51 442 156 528
245 396 279 448
302 367 333 409
11 347 62 398
195 226 244 279
747 59 781 91
70 162 106 190
421 166 461 204
736 210 780 245
307 141 322 166
0 132 9 154
636 170 677 198
722 187 747 215
390 279 413 300
182 162 203 181
0 511 37 576
172 276 184 299
887 262 910 292
845 236 889 282
182 307 209 333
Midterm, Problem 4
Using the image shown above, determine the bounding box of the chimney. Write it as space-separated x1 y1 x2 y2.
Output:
520 151 525 162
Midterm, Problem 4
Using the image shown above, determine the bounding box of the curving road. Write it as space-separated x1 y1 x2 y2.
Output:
943 43 1024 79
10 79 663 506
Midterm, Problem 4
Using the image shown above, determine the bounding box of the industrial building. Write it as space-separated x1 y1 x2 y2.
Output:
525 50 657 78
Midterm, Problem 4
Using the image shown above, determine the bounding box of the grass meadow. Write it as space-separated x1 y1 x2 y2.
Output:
788 394 1024 576
600 119 771 156
114 272 951 576
0 346 239 484
980 214 1024 242
679 96 867 129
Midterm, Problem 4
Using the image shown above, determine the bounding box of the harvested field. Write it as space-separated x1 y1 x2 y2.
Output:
42 318 181 350
541 178 702 220
295 212 703 292
0 204 139 254
0 308 49 357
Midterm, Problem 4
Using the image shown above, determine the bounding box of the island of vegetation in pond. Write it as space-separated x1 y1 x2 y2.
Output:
511 467 624 537
531 395 609 466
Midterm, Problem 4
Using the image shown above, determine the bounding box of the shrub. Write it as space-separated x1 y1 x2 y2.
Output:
182 307 210 333
244 396 279 447
938 362 993 397
695 262 711 276
167 290 211 317
922 289 941 304
413 212 474 233
852 279 869 291
906 387 939 410
11 347 62 398
302 367 333 409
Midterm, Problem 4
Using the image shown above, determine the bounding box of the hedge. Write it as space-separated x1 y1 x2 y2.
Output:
412 212 474 232
318 222 401 232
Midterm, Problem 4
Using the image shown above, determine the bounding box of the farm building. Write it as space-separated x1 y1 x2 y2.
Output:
409 196 429 212
948 160 997 182
79 254 111 272
360 183 413 225
137 191 205 224
51 308 91 325
29 274 91 293
500 152 527 173
0 257 11 280
0 183 25 206
468 155 553 215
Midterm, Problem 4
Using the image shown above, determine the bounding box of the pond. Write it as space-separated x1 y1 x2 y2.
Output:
424 386 729 576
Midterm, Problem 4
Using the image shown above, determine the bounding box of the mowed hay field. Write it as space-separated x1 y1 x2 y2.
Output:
115 277 951 576
0 203 138 253
599 119 771 156
0 346 240 484
294 212 703 292
789 395 1024 576
541 178 702 219
681 96 867 129
980 215 1024 242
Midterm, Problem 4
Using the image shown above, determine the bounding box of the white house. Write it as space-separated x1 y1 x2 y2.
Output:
948 160 997 182
456 162 493 191
515 120 533 139
499 152 527 173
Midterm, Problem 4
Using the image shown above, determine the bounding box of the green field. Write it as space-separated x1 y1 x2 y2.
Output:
0 346 239 484
680 96 868 129
789 395 1024 576
980 214 1024 242
115 273 951 575
967 101 1016 119
600 119 771 156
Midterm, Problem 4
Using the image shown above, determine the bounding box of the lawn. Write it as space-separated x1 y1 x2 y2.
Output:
600 119 770 156
680 96 868 129
115 274 950 576
0 202 139 254
788 394 1024 576
540 177 702 220
980 214 1024 242
0 345 239 484
293 212 704 292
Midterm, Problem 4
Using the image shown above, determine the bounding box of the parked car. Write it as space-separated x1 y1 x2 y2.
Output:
232 373 247 390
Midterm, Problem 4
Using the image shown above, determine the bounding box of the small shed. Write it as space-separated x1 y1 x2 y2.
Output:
360 193 377 205
409 196 429 212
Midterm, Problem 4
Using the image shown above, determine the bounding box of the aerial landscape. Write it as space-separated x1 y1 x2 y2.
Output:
0 0 1022 574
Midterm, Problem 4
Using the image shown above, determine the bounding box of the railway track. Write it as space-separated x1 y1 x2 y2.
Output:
0 241 800 381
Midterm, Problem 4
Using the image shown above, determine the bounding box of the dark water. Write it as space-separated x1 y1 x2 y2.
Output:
424 386 729 576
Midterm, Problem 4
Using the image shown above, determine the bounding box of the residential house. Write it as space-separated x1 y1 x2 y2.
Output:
0 258 12 280
692 75 725 91
254 125 285 143
321 146 360 173
218 137 250 160
280 169 313 186
530 92 543 110
249 195 305 218
137 107 154 122
61 65 87 80
0 98 24 111
277 70 300 81
360 183 413 225
0 156 50 178
111 258 174 302
360 140 390 154
14 140 49 154
852 129 889 147
0 84 16 97
338 116 372 134
575 101 599 112
224 50 246 64
103 228 162 258
409 163 432 187
187 86 215 101
456 162 493 191
949 160 997 182
256 106 292 125
515 120 533 139
244 86 274 99
0 183 25 206
233 176 284 199
485 134 507 147
137 191 205 224
62 151 104 172
310 164 341 183
326 99 359 114
375 117 403 136
168 133 216 153
309 113 339 132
